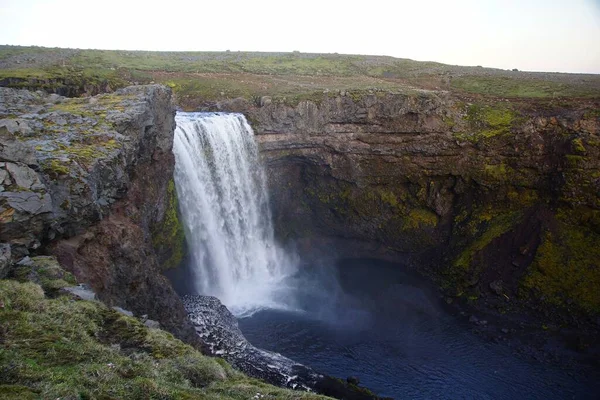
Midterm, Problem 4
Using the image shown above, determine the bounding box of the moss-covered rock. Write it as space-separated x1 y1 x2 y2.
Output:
153 179 186 271
453 103 520 143
453 211 522 272
10 255 76 295
522 207 600 314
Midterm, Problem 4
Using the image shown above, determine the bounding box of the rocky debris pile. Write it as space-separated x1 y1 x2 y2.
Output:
183 294 388 400
183 295 320 390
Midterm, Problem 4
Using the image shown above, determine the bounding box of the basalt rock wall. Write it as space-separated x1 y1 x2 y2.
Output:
218 92 600 322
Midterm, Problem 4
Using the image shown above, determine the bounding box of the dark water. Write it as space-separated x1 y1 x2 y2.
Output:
238 258 599 400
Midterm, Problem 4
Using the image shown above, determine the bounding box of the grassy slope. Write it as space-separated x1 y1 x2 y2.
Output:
0 277 329 400
1 45 598 110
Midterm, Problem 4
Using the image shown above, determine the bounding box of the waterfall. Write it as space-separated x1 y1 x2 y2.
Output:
172 112 297 316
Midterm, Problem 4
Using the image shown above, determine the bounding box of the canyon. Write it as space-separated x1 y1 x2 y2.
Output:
1 47 599 398
221 92 600 333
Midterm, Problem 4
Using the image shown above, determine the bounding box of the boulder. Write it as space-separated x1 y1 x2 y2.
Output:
489 280 504 296
11 255 76 293
4 162 45 190
144 319 161 329
112 306 134 317
63 284 97 301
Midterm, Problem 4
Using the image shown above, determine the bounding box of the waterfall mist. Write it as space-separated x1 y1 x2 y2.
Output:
173 112 298 316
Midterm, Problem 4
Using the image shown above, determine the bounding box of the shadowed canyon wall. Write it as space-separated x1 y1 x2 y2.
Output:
217 92 600 324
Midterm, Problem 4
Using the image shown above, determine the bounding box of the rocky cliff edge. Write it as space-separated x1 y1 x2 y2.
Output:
0 85 194 343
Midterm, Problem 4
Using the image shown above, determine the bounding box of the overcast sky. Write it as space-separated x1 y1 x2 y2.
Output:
1 0 599 73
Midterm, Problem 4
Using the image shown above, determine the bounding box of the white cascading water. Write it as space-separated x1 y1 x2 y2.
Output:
173 112 297 316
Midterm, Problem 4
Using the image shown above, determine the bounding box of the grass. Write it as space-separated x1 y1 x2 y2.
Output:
1 45 598 109
0 277 330 400
451 76 600 98
0 65 127 94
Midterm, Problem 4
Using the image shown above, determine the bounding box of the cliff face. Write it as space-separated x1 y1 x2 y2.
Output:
219 92 600 322
0 86 194 343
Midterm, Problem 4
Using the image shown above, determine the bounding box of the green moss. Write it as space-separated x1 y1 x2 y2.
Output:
565 154 585 167
50 93 131 117
0 385 39 399
346 91 362 103
63 144 105 163
522 208 600 313
104 138 120 149
484 163 512 181
403 208 439 230
41 159 70 178
480 107 513 127
152 179 186 271
40 139 119 174
442 114 456 128
506 187 539 206
50 98 93 115
484 163 507 180
317 191 334 204
583 109 600 119
571 138 586 154
378 189 399 208
459 104 518 141
0 279 328 400
454 209 469 225
454 211 522 270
